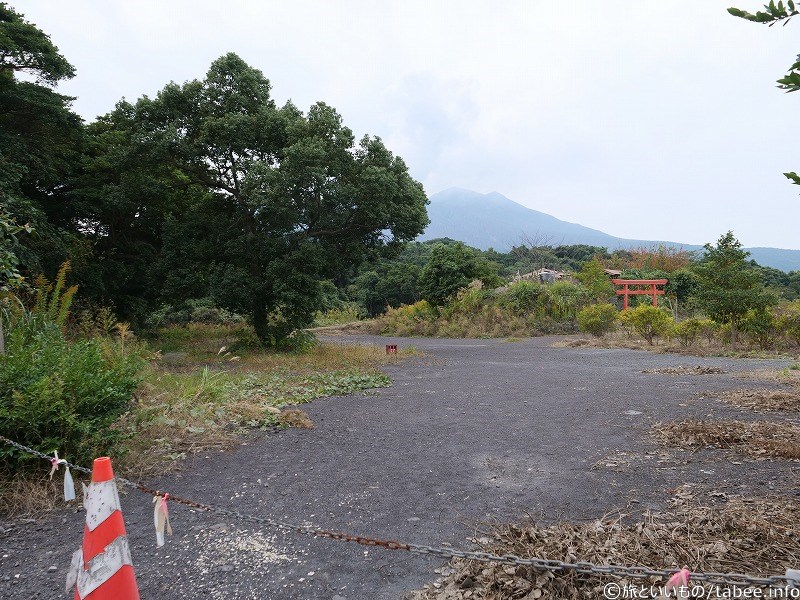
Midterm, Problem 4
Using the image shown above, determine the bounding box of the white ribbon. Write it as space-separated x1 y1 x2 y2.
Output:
153 494 172 547
63 466 76 502
49 451 76 502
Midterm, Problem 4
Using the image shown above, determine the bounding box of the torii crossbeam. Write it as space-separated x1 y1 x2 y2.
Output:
611 279 668 310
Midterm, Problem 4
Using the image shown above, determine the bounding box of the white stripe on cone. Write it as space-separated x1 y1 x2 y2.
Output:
67 477 128 596
66 536 133 598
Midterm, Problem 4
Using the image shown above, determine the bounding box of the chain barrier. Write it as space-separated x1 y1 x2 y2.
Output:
1 435 794 589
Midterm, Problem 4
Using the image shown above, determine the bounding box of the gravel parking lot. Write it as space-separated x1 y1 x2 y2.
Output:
2 335 797 599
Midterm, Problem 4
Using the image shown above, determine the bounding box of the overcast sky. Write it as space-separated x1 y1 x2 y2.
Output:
17 1 800 249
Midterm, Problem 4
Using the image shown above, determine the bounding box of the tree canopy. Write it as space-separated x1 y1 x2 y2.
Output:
125 53 428 343
692 231 775 345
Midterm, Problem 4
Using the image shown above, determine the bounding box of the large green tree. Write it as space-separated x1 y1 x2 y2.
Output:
692 231 774 347
129 53 428 343
0 3 83 275
419 242 500 305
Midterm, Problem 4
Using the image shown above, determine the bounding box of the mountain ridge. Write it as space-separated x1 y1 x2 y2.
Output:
418 188 800 272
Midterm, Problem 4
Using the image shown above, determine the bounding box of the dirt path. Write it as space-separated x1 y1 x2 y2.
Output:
2 336 798 599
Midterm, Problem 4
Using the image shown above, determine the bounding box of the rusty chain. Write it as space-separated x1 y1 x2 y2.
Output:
1 435 795 589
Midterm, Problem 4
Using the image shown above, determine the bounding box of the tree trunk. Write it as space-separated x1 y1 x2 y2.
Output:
252 302 269 346
730 320 737 350
0 316 4 355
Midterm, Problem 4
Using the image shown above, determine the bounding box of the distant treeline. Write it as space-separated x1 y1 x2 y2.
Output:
336 238 800 317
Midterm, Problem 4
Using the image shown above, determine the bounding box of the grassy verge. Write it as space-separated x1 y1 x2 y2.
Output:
0 325 418 514
120 327 417 477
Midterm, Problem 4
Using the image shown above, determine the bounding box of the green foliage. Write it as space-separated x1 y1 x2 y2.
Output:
576 258 614 302
577 303 618 337
673 317 715 347
146 298 245 329
0 4 83 279
619 305 675 345
126 53 427 345
741 306 780 349
692 232 775 345
498 281 543 313
347 261 421 316
539 281 592 321
779 300 800 346
0 316 145 474
32 261 77 328
313 303 363 327
0 210 30 291
380 279 590 338
381 300 437 335
419 242 499 305
728 2 800 25
666 268 699 304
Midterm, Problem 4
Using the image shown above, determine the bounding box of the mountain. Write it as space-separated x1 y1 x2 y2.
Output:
419 188 800 272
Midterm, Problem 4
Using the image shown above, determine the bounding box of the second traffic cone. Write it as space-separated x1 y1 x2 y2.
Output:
67 457 140 600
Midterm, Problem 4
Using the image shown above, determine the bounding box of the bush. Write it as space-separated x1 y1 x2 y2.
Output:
313 303 363 327
577 303 618 337
380 301 437 336
0 320 145 474
497 281 543 313
146 297 245 328
778 301 800 347
673 317 714 347
619 305 674 345
540 282 592 321
742 307 779 350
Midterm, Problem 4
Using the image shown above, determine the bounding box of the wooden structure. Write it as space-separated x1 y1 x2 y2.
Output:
611 279 667 310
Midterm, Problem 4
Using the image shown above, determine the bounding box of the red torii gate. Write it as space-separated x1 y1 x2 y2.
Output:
611 279 667 310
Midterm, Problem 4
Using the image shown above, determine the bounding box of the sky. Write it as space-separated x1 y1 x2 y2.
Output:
16 1 800 250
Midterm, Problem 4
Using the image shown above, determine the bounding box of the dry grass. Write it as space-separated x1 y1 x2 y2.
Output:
735 367 800 386
0 476 73 517
643 365 726 375
553 333 800 359
710 388 800 413
277 408 315 429
409 488 800 599
116 343 404 478
653 419 800 460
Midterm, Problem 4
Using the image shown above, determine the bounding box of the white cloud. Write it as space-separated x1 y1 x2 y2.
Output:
18 0 800 249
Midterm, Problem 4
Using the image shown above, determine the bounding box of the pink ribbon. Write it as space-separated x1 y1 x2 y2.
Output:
666 568 691 592
49 451 65 479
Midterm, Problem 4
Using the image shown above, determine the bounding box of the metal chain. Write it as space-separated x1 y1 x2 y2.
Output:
1 435 793 588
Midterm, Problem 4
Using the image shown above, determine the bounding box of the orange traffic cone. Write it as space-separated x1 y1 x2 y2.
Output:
66 457 140 599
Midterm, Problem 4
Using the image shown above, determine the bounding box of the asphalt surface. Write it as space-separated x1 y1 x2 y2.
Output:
1 335 798 599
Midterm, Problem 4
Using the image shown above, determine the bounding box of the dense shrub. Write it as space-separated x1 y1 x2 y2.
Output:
673 317 714 347
619 305 674 345
577 303 618 337
146 297 245 328
778 301 800 347
497 281 543 313
0 312 145 474
380 301 438 336
313 303 363 327
741 307 779 350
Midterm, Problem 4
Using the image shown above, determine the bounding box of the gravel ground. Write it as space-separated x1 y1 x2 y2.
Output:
1 335 798 599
